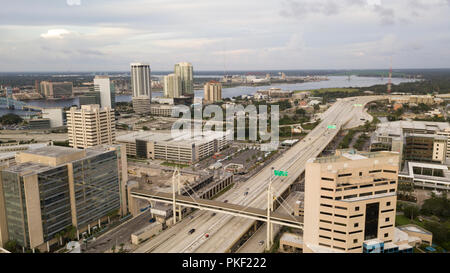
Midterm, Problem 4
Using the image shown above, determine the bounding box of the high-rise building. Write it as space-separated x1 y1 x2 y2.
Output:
0 144 128 252
42 108 65 128
303 150 400 253
163 73 182 98
39 81 73 99
203 81 222 103
94 75 115 109
66 104 116 149
174 62 193 96
130 63 151 113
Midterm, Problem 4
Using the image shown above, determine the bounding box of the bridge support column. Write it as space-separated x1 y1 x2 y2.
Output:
172 168 178 225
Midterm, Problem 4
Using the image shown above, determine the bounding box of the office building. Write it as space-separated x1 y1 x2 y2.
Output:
303 150 400 253
42 108 65 128
150 105 175 117
79 92 101 106
174 62 193 96
94 75 115 108
116 130 232 164
39 81 73 99
0 145 128 252
131 63 151 114
163 73 182 98
66 105 116 149
29 118 51 130
370 120 450 165
204 81 222 103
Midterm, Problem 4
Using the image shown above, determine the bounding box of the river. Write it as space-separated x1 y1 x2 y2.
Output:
1 75 417 117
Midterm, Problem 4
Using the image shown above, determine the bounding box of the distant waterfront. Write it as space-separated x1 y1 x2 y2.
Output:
0 75 417 117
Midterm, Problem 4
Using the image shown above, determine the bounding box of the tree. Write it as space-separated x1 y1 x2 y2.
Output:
0 113 23 125
404 205 420 220
4 240 19 253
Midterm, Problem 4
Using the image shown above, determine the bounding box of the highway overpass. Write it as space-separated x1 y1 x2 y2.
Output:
133 96 387 253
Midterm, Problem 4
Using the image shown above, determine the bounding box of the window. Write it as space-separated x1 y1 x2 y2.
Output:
384 233 389 238
321 195 333 200
354 223 359 228
386 202 391 206
338 173 352 177
355 206 360 211
353 239 358 244
385 217 390 222
322 177 334 181
359 172 363 176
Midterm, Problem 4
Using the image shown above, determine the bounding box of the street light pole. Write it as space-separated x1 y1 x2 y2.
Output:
266 167 274 251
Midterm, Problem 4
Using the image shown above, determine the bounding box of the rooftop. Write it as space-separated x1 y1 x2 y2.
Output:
313 150 398 164
280 232 303 245
375 120 450 139
20 145 82 158
116 130 231 146
398 224 433 235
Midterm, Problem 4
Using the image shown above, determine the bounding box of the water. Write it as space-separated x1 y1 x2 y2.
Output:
1 76 417 116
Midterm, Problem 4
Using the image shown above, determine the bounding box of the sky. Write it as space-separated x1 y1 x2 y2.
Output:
0 0 449 72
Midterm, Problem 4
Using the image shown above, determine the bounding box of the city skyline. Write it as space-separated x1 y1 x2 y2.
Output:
0 0 449 72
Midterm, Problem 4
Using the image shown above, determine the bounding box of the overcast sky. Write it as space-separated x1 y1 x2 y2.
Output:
0 0 449 72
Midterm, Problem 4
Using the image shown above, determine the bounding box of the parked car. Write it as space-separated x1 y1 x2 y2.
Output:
188 229 196 235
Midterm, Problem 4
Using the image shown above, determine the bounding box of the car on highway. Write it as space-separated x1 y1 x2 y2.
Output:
244 192 248 196
258 240 264 246
212 213 216 216
224 200 228 203
205 234 209 238
188 229 196 235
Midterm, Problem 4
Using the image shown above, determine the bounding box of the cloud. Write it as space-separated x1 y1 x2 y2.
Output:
0 0 449 71
40 29 71 39
66 0 81 6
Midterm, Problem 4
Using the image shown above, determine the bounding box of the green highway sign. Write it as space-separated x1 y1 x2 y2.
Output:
354 104 363 107
327 125 337 129
274 170 288 177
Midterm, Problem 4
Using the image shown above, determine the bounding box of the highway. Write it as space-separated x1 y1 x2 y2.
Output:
133 96 384 253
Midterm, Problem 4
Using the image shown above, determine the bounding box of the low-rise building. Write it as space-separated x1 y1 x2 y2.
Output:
399 161 450 192
29 118 51 130
117 130 232 164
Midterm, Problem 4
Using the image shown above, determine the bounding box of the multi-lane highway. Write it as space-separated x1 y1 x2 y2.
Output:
134 96 384 253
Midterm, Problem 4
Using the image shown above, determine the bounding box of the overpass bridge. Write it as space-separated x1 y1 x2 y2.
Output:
0 97 29 110
133 96 387 253
131 189 303 230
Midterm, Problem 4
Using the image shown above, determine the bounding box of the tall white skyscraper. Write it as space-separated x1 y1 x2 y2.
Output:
164 73 182 98
94 75 115 108
174 62 193 96
130 63 151 114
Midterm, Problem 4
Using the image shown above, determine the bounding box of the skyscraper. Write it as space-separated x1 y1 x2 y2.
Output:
174 62 193 96
163 73 182 98
130 63 151 113
39 81 73 99
94 75 115 109
204 81 222 103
